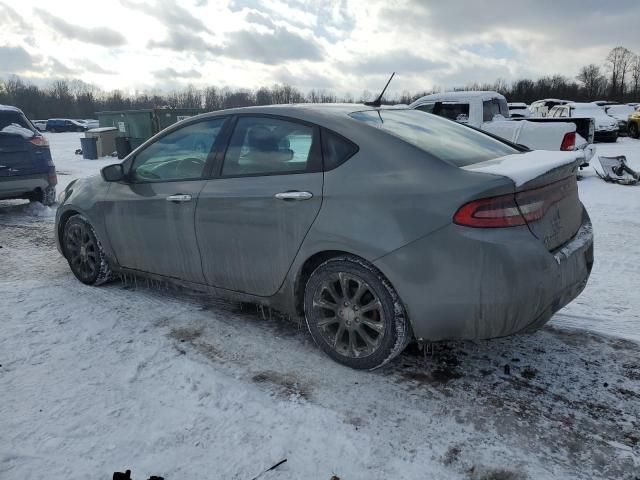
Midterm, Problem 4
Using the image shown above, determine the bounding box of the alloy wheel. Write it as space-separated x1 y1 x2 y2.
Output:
311 272 386 358
64 222 98 283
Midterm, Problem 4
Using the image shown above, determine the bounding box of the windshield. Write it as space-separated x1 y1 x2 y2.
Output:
606 105 634 116
349 109 518 167
573 106 608 117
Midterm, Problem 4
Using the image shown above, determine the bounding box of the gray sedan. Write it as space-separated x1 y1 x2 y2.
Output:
55 105 594 369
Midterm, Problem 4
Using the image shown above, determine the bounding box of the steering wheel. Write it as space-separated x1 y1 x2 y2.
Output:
135 168 162 180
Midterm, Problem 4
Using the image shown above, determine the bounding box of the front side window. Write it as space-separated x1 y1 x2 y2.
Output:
222 116 317 176
350 109 518 167
131 118 225 182
434 102 470 122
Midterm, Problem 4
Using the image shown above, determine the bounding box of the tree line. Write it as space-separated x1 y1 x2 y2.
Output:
2 46 638 120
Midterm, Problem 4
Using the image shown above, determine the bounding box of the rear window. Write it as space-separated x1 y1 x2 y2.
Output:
349 109 518 167
0 110 36 133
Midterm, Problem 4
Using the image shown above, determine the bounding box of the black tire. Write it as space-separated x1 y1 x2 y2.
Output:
304 255 411 370
34 186 56 206
62 215 113 285
630 123 639 139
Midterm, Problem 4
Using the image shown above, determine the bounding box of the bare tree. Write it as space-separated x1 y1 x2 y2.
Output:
631 55 640 99
577 64 606 99
605 46 634 99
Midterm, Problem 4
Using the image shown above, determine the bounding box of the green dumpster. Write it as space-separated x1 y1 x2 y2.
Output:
96 108 205 146
154 108 204 130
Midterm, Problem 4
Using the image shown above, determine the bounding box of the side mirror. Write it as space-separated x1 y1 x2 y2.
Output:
101 163 125 182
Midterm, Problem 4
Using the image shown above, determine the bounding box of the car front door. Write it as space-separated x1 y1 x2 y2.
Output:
195 115 323 296
102 117 228 283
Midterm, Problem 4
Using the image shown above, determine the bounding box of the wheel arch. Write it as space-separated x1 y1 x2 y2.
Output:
293 249 405 319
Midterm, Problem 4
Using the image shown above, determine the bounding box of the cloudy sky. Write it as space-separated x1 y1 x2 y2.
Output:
1 0 638 96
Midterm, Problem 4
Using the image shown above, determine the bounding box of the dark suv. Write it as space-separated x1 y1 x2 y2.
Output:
0 105 57 205
46 118 88 132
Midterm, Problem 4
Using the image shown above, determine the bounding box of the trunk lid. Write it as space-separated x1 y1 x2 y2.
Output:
462 151 582 251
0 133 35 177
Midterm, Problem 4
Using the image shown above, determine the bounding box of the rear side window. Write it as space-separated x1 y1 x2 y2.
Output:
482 99 509 121
222 116 320 176
350 109 518 167
321 129 358 171
0 110 36 134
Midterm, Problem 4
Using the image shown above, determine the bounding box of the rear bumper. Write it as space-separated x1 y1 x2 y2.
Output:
595 130 618 142
0 173 53 200
374 208 594 341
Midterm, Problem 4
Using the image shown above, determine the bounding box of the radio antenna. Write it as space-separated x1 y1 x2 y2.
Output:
364 72 395 108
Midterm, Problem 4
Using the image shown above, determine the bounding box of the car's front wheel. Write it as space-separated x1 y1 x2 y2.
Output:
62 215 113 285
630 123 639 139
304 256 411 370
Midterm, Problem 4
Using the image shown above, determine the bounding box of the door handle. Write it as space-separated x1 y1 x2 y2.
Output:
166 194 192 203
274 191 313 201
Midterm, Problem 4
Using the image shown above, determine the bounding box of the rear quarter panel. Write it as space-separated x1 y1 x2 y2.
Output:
284 124 516 302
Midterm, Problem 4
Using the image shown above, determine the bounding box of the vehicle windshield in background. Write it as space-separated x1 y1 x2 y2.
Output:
573 106 608 116
606 105 635 116
0 111 37 134
349 109 518 167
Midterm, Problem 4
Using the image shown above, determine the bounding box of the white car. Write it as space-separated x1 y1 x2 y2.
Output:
507 102 531 118
83 119 99 129
549 103 619 142
410 91 577 150
529 99 570 117
604 104 636 135
31 120 47 131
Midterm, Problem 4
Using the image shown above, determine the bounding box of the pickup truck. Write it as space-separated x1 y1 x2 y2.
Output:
409 91 595 164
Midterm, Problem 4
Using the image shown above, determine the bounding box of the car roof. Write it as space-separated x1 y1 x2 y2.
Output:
410 91 506 105
184 103 412 130
0 104 24 113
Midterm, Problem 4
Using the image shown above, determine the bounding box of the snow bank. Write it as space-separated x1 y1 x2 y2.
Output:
25 201 56 217
1 123 35 139
462 150 579 186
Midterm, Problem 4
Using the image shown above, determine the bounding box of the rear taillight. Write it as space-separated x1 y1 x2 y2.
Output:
29 136 49 148
454 193 527 227
454 177 575 228
560 131 576 151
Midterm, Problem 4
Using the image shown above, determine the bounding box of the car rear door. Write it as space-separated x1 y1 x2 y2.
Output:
102 117 228 283
195 115 323 297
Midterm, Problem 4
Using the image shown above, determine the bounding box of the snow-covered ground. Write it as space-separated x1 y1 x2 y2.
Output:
1 132 639 479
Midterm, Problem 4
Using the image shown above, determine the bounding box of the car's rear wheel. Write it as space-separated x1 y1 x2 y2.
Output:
630 123 639 139
304 256 411 370
33 186 56 206
63 215 112 285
